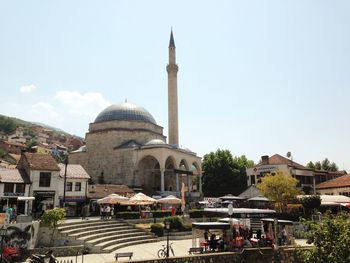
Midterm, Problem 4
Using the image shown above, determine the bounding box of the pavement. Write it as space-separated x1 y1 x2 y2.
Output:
51 217 311 263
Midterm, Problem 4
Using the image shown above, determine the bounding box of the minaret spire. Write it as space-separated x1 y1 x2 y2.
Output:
167 29 179 146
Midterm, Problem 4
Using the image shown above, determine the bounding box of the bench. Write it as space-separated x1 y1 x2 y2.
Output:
115 252 133 261
188 247 204 254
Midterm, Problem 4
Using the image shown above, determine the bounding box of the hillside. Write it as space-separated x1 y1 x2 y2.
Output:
0 114 73 137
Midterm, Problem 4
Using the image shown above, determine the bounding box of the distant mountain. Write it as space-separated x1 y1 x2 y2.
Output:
0 114 76 138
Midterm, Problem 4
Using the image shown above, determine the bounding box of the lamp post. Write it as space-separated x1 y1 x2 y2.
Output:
165 221 170 258
0 226 7 263
62 155 69 208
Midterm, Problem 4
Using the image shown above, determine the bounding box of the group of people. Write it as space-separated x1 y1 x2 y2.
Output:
100 205 114 220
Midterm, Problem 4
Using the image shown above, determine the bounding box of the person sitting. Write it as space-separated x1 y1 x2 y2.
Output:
242 238 252 248
209 234 217 251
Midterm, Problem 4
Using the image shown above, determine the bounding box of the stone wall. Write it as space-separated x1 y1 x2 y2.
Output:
124 247 302 263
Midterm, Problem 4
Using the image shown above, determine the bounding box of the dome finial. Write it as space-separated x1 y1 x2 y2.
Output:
169 28 175 48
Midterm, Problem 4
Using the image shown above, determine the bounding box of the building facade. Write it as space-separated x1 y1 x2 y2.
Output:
70 31 202 199
246 154 346 194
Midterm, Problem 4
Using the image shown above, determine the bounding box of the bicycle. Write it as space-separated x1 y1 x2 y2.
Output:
157 243 175 258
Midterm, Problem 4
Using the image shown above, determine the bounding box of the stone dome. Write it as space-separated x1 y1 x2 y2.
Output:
94 102 157 124
145 139 166 145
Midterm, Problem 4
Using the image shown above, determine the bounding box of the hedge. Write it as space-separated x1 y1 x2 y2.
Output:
188 209 204 218
115 212 140 219
151 210 171 218
151 223 164 237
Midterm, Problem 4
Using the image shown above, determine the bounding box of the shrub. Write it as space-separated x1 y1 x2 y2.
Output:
188 209 204 218
164 216 183 230
115 212 140 219
151 210 171 218
150 223 164 237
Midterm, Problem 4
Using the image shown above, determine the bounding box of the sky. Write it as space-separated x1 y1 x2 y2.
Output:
1 1 350 170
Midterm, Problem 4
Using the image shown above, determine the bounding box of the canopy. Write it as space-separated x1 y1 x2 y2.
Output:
17 197 35 201
97 194 129 204
192 222 231 230
261 218 294 225
157 195 181 205
128 192 157 205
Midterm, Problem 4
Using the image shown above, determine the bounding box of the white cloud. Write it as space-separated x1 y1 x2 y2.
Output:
55 90 111 117
20 84 37 93
31 102 64 122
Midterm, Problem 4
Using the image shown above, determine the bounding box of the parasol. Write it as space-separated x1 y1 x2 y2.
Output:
157 195 182 205
128 192 157 205
97 194 129 204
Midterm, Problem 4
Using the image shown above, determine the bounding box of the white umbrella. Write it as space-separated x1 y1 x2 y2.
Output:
97 194 129 204
157 195 182 205
128 192 157 205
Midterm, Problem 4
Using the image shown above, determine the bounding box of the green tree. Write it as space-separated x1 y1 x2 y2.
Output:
298 212 350 263
202 149 254 197
307 158 338 172
0 116 16 133
41 208 66 245
256 172 300 213
300 195 321 216
307 161 315 169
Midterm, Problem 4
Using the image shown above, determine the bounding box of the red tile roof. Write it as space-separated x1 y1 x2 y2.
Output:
88 184 134 199
0 168 30 183
267 154 306 169
316 174 350 189
58 163 90 179
22 153 60 171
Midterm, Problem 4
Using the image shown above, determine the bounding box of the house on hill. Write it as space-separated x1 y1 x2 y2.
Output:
246 154 346 194
316 174 350 196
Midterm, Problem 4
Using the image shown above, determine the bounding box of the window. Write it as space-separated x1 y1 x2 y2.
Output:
4 183 14 193
15 184 25 193
39 172 51 187
66 182 73 191
250 175 256 185
75 182 81 191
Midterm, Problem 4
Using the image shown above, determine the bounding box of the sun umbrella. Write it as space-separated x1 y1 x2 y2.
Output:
97 194 129 204
157 195 182 205
128 192 157 205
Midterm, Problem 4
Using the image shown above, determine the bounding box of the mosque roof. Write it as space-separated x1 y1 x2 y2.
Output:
94 102 157 125
145 139 166 146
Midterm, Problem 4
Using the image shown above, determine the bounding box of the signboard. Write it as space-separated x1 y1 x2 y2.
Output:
228 204 233 216
0 213 10 225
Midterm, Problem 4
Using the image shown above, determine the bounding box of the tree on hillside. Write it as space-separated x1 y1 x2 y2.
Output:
297 212 350 263
0 116 16 133
201 149 254 197
257 172 300 213
307 158 338 172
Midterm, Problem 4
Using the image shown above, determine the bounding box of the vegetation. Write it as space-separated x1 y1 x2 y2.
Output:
257 172 300 213
202 149 254 196
297 212 350 263
150 223 164 237
300 195 321 217
115 212 140 219
307 158 339 172
188 209 204 218
0 116 16 133
40 208 66 245
164 216 191 231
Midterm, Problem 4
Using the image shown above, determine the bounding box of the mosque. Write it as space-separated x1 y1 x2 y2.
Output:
69 31 202 199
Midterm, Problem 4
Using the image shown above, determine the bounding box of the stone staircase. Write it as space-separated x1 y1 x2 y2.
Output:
57 219 158 253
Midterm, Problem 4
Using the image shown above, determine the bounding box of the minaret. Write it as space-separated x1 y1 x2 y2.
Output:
167 30 179 146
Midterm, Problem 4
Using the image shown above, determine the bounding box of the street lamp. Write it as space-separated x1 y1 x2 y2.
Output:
0 226 7 263
165 221 170 258
62 154 69 208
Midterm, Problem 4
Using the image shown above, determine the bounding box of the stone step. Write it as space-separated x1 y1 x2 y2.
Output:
102 238 158 253
86 231 151 246
58 218 116 227
60 222 128 235
97 234 154 250
58 220 127 232
77 228 141 242
70 225 134 239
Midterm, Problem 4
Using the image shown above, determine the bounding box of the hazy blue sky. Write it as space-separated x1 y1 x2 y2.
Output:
1 1 350 170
